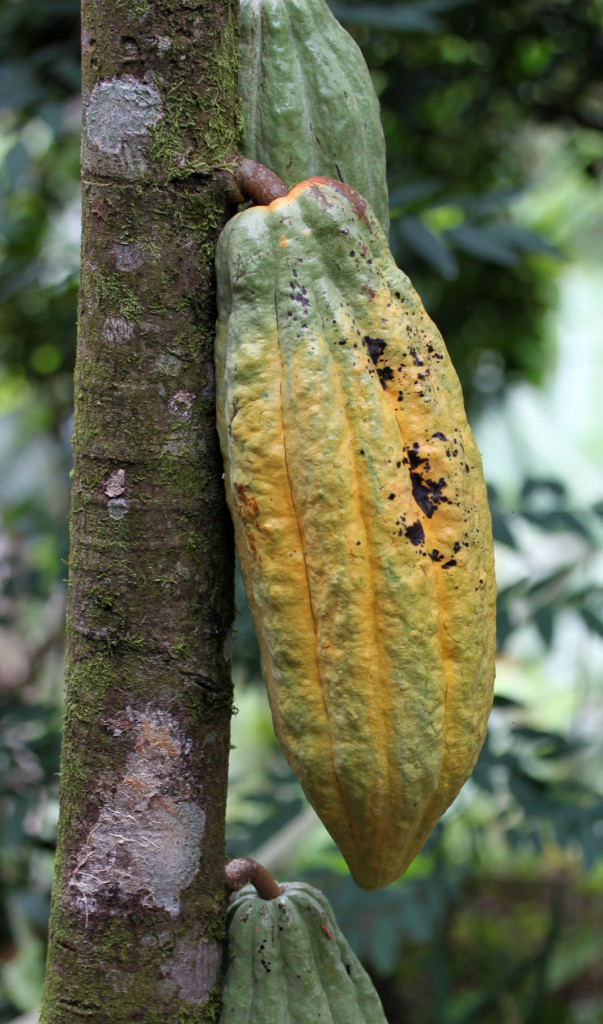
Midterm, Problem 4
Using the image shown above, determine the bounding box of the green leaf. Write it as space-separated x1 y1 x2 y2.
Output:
493 694 525 708
445 224 519 266
333 0 476 32
548 932 603 992
512 727 583 760
3 144 30 187
488 223 560 258
433 185 525 216
508 772 549 818
522 509 590 538
534 606 554 646
491 512 517 548
521 477 567 499
388 178 442 209
523 565 573 598
331 3 444 33
579 608 603 637
394 215 459 279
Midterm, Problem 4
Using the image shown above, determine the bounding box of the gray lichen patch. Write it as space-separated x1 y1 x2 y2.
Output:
108 497 128 519
84 76 163 178
113 240 147 272
141 928 173 949
87 77 163 154
104 315 134 346
153 352 183 377
105 469 126 498
158 933 220 1005
69 707 205 918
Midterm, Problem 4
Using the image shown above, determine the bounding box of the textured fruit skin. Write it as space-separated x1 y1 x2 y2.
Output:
220 882 387 1024
238 0 389 233
215 178 496 891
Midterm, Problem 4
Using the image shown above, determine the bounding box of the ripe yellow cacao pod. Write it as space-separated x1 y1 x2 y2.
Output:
215 178 496 891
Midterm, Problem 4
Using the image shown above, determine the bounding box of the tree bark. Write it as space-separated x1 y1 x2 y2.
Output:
40 1 239 1020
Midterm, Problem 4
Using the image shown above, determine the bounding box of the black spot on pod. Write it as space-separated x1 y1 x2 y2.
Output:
404 520 425 546
377 366 394 388
363 335 387 364
407 443 448 517
289 282 310 310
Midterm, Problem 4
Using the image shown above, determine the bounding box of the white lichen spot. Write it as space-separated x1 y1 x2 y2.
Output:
104 315 134 346
158 935 220 1004
163 390 199 455
168 390 194 419
164 437 191 455
69 708 204 919
113 240 146 272
156 35 172 51
105 468 126 498
108 498 128 519
141 928 172 949
153 352 182 376
86 76 162 155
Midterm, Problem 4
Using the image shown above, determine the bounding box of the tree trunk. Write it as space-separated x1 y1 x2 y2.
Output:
40 1 239 1020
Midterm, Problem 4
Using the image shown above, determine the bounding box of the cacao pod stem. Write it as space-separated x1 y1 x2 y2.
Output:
223 857 282 900
221 155 289 206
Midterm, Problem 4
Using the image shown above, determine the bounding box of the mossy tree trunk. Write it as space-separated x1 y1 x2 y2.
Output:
40 1 239 1020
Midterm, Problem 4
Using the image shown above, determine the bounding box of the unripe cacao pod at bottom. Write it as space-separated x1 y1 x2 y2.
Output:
221 881 387 1024
238 0 389 233
215 178 496 891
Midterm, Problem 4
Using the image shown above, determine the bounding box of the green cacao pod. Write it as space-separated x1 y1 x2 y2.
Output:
238 0 389 233
221 882 387 1024
215 178 496 891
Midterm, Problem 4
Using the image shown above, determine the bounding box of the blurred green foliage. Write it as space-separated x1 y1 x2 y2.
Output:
0 0 80 389
1 0 603 1021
